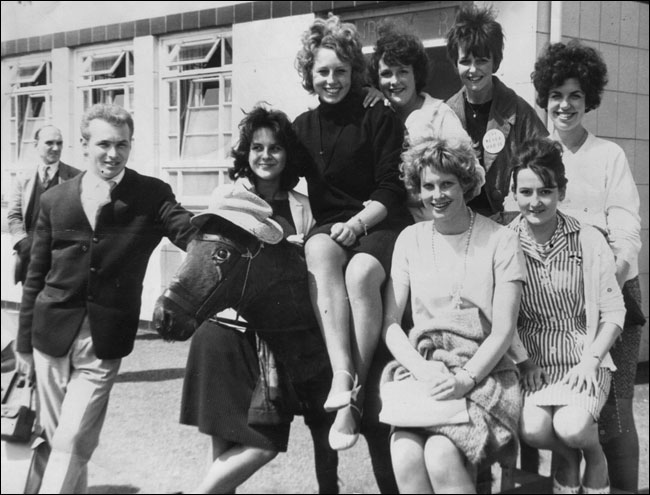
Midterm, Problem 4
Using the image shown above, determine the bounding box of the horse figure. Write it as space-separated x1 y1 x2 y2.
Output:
153 216 397 493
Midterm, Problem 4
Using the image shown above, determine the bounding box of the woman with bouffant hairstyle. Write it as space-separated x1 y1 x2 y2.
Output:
293 14 412 458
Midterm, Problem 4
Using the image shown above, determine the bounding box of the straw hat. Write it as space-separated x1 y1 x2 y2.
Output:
191 185 284 244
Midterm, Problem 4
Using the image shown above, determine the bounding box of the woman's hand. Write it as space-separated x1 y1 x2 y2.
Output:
286 233 305 247
330 222 357 246
561 356 600 396
362 87 386 108
427 372 474 400
517 358 548 392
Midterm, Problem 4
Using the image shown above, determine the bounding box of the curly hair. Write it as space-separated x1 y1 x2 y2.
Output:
369 22 429 93
446 6 504 72
510 138 567 193
229 105 301 191
295 14 367 93
532 40 608 112
81 103 134 140
400 137 483 202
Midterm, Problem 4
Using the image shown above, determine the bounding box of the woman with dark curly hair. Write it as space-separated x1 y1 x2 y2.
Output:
180 105 341 493
369 23 468 221
509 138 625 495
445 5 548 221
529 40 644 493
293 14 412 454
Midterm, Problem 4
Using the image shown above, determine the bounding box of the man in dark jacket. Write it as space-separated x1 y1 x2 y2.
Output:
15 103 196 493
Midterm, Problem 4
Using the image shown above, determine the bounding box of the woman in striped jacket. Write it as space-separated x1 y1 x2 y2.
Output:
508 138 625 495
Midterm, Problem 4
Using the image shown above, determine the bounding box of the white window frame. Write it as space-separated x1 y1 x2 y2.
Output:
5 55 53 166
159 30 233 209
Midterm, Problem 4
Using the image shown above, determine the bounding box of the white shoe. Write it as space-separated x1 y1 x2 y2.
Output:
323 370 360 412
328 404 361 451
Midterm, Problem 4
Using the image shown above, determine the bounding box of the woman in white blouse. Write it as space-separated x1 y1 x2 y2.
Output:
531 39 644 493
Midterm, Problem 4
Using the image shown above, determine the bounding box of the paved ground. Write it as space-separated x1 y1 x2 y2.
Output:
2 328 648 494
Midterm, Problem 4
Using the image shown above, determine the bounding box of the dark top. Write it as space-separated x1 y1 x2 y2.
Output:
293 91 410 227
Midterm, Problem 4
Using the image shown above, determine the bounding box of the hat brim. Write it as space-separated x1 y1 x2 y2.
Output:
191 210 283 245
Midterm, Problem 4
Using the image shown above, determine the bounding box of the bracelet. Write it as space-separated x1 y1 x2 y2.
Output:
355 217 368 236
459 367 478 386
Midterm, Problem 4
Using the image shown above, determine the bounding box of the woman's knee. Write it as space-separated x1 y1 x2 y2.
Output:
554 407 598 448
423 435 461 479
519 405 554 448
305 235 346 272
344 254 384 296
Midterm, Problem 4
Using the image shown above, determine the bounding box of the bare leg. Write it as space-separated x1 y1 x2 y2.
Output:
391 430 432 493
520 403 580 488
305 235 354 399
424 435 475 493
193 436 278 494
554 406 609 491
330 254 385 438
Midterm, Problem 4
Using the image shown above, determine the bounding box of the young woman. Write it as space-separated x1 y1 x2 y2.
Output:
382 137 524 493
369 24 468 222
445 6 548 221
531 40 644 493
181 106 338 493
293 14 413 451
509 138 625 494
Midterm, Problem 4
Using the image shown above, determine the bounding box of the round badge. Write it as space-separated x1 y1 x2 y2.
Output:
482 129 505 154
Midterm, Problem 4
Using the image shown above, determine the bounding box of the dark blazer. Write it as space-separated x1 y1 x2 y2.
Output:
17 168 196 359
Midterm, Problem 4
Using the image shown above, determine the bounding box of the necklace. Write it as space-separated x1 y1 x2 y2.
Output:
431 208 475 309
466 99 491 119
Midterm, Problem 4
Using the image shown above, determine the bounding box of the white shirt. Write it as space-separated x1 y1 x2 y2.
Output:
80 170 125 229
40 162 59 184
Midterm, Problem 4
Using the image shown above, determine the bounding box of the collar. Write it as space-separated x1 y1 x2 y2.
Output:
82 168 126 191
40 162 60 176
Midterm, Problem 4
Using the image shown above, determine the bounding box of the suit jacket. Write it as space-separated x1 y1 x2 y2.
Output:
7 161 82 247
17 168 196 359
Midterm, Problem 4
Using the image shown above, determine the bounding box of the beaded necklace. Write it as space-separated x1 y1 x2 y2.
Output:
431 208 476 309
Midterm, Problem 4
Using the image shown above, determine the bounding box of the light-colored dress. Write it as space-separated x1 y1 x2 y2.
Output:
390 214 526 464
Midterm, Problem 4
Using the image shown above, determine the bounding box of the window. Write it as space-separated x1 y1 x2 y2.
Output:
6 57 52 165
78 45 134 113
161 32 233 208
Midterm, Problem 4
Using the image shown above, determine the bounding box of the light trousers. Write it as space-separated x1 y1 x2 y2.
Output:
33 318 121 494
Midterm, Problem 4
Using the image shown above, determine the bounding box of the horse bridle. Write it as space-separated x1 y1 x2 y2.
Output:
162 233 263 327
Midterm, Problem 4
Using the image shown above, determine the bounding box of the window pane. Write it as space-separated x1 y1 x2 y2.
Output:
113 93 125 107
10 122 17 141
11 97 16 118
167 171 178 192
222 105 232 130
224 78 232 102
222 134 232 159
186 107 219 134
169 109 179 134
182 135 218 159
182 172 220 197
169 137 179 160
169 81 177 107
224 37 232 65
203 85 219 106
29 97 45 118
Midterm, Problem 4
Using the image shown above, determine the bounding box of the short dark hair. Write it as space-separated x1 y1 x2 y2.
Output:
511 138 568 193
81 103 134 140
446 6 504 72
400 137 483 202
295 14 367 94
229 105 301 191
532 40 608 112
370 23 429 93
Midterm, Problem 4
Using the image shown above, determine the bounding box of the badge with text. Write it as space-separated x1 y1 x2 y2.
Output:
483 129 505 154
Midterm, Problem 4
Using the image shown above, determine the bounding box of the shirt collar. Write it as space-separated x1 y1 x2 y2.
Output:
40 162 59 176
82 169 126 191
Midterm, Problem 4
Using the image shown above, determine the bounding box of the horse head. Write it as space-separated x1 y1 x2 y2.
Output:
153 216 263 341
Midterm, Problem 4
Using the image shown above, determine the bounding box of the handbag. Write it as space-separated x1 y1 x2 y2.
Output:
379 370 470 428
1 372 36 443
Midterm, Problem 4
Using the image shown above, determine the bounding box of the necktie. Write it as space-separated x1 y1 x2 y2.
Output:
42 166 51 188
108 180 117 192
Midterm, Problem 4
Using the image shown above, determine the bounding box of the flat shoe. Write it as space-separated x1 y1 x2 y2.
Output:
328 404 361 451
323 370 359 412
552 476 580 494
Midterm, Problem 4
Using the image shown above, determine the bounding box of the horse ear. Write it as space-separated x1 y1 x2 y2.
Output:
201 217 259 247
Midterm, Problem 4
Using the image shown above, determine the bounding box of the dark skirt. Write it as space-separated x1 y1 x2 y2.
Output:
180 321 291 451
308 220 408 276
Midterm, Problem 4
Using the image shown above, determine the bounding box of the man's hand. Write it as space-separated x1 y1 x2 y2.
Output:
15 351 35 384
